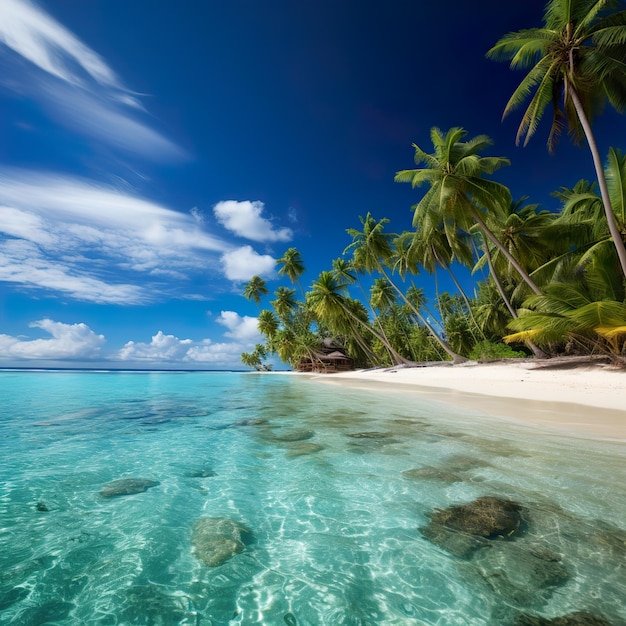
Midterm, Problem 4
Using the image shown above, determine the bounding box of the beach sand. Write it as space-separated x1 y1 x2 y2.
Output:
303 358 626 441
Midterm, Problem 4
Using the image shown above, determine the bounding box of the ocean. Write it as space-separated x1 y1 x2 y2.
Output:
0 370 624 625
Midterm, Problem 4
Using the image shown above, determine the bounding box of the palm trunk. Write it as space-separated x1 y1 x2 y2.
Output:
355 276 398 365
377 264 467 363
484 243 517 318
483 242 548 359
435 251 486 341
337 299 412 366
469 206 542 295
568 82 626 278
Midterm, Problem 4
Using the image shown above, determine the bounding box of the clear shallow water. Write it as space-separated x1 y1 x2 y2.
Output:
0 371 624 626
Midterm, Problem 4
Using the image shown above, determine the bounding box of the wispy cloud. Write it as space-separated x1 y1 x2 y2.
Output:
213 200 293 242
0 319 105 359
0 239 146 304
0 0 185 160
0 170 234 303
220 245 276 281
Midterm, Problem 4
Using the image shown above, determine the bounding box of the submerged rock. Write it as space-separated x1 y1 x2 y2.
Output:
272 429 315 442
285 443 324 457
514 612 613 626
99 478 160 498
192 517 252 567
402 466 463 483
233 418 268 426
474 543 569 608
347 431 392 439
421 496 524 557
431 496 523 538
186 469 216 478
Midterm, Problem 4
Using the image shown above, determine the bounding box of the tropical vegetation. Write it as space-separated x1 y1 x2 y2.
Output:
241 0 626 371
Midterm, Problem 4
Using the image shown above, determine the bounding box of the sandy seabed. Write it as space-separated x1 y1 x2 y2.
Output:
298 358 626 442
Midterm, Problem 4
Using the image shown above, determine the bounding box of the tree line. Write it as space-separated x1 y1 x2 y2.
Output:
242 0 626 371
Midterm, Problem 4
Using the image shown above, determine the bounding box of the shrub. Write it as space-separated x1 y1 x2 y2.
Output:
469 340 527 362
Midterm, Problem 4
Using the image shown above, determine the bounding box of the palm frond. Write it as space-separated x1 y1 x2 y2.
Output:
605 147 626 225
486 29 555 67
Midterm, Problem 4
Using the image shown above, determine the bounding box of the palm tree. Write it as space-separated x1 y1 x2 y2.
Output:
257 309 279 341
271 286 298 322
403 227 485 340
370 277 397 312
487 0 626 277
555 148 626 263
306 271 411 366
505 280 626 358
242 275 268 307
241 344 272 371
345 212 466 362
276 247 306 294
395 127 543 295
478 197 556 284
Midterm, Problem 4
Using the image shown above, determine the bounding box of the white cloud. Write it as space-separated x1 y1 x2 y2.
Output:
0 319 105 360
217 311 262 342
0 0 120 88
0 0 185 161
184 342 245 364
117 312 261 366
0 239 146 304
213 200 293 242
118 331 193 361
220 245 276 281
0 170 234 302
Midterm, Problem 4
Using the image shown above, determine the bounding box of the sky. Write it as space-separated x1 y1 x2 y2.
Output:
1 0 625 370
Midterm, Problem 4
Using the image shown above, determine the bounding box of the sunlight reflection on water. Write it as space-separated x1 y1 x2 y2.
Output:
0 371 624 625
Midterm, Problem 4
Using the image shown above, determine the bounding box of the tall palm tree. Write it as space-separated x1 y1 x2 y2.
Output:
242 275 268 307
276 247 306 294
403 227 485 340
395 127 543 295
487 0 626 277
345 212 466 362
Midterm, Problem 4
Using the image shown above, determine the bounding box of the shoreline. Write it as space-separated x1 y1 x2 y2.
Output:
297 359 626 442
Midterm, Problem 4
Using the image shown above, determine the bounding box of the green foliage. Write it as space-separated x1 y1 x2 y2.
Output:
487 0 626 151
469 340 527 362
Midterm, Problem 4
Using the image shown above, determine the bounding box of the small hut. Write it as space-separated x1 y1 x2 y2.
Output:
296 341 354 373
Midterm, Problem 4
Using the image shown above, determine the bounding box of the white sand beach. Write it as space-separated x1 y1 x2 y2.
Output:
305 358 626 441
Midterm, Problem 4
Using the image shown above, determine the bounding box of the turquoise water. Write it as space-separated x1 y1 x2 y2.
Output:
0 371 624 626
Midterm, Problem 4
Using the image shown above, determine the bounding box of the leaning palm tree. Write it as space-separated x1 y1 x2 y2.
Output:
276 247 306 294
242 275 268 307
487 0 626 277
345 212 467 362
306 271 411 366
257 309 279 341
478 197 557 284
271 286 299 323
395 127 543 295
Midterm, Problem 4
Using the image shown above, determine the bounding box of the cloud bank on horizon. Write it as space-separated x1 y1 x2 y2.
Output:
0 0 293 367
0 311 263 367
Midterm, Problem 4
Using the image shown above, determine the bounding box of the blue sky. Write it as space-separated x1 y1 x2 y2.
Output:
1 0 625 369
